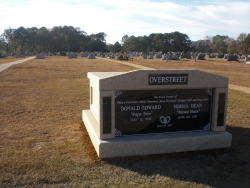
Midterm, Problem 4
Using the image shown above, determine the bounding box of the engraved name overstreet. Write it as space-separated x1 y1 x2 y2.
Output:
148 74 188 85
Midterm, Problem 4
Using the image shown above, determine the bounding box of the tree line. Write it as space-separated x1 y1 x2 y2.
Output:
0 26 107 54
0 25 250 54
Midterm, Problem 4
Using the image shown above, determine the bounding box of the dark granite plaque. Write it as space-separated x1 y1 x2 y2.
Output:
217 93 226 126
103 97 111 134
115 89 212 136
148 74 188 85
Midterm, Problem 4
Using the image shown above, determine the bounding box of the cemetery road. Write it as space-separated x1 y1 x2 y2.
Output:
0 56 35 72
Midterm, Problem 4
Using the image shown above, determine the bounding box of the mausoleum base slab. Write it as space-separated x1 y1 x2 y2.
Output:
82 110 232 158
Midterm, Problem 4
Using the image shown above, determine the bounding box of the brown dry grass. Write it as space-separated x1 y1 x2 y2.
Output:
0 56 24 65
0 56 250 187
129 57 250 87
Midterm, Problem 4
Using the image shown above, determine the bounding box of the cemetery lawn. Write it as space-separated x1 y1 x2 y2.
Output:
0 56 22 65
0 56 250 187
129 57 250 87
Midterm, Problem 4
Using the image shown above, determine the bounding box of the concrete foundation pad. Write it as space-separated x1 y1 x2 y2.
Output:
83 110 232 158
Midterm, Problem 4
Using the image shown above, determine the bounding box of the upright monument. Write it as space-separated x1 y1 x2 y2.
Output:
82 70 232 158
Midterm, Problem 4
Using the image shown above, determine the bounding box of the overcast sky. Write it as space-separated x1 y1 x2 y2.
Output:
0 0 249 44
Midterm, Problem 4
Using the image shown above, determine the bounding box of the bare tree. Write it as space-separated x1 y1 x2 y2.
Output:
237 33 247 54
226 38 237 54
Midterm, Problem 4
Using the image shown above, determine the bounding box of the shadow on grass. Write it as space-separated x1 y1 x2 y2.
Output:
80 122 250 187
79 121 101 163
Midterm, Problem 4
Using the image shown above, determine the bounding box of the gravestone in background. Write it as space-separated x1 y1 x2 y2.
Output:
172 55 179 60
107 54 115 58
180 53 191 59
147 55 153 59
68 53 77 59
165 54 179 60
155 54 162 58
87 54 95 59
141 52 149 57
97 53 105 57
81 52 89 57
82 70 232 158
0 53 7 58
217 54 224 58
226 55 238 61
134 52 140 56
16 54 26 58
244 55 249 61
197 54 206 60
36 54 45 59
209 54 216 58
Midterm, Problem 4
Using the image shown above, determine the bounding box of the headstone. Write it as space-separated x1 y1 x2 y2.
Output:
209 54 216 58
141 52 149 57
165 54 179 60
133 52 140 56
244 55 249 61
238 55 244 59
68 53 77 59
0 53 7 58
81 52 89 57
226 55 238 61
180 53 191 59
16 54 26 58
87 54 95 59
216 54 224 58
155 54 162 58
107 54 115 58
36 54 45 59
197 54 206 60
172 55 179 60
82 70 232 158
174 53 181 57
147 55 153 59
